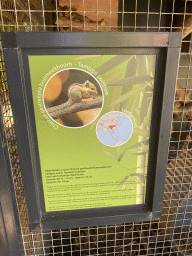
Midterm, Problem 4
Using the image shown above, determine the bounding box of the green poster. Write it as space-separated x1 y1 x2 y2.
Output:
28 54 156 212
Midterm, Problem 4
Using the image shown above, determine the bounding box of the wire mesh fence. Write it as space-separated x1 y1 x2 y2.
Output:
1 0 192 255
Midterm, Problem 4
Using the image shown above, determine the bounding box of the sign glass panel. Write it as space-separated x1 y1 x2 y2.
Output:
28 54 156 212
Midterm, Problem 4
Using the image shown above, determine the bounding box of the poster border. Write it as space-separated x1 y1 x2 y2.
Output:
0 32 182 231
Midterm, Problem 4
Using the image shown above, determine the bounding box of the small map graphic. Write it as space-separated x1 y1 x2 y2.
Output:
96 111 133 147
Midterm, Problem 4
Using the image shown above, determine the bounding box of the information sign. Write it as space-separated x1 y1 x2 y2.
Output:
1 32 182 230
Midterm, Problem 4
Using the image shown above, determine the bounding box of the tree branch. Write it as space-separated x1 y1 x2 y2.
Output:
48 99 102 119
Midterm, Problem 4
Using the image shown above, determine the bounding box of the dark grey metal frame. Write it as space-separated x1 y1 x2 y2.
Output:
0 99 24 255
0 32 182 231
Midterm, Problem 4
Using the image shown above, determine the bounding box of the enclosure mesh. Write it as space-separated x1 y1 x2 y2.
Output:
0 0 192 255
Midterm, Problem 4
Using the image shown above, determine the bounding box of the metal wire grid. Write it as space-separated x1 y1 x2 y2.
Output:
0 0 192 33
1 0 192 255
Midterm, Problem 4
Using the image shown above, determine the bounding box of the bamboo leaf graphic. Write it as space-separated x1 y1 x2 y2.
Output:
135 108 140 116
118 139 149 162
109 85 147 107
109 87 119 111
130 177 138 183
125 139 149 150
127 148 141 152
139 183 145 187
74 55 101 60
140 85 153 125
141 143 148 152
103 151 116 159
122 181 128 190
107 68 127 111
145 83 153 91
130 173 145 186
130 173 144 176
150 71 154 78
90 117 99 131
133 128 150 137
130 184 135 193
130 95 139 113
131 152 147 156
107 75 152 87
95 55 133 75
137 55 147 75
146 56 156 76
125 56 137 77
120 56 137 111
138 176 145 185
119 176 129 186
143 116 151 127
105 67 126 84
130 173 145 185
146 81 154 88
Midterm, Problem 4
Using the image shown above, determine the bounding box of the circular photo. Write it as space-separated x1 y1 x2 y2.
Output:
44 68 103 128
96 111 133 147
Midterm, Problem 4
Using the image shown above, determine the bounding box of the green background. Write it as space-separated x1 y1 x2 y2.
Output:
28 55 155 212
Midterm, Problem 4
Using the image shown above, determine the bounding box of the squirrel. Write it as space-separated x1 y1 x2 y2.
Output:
47 80 97 114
